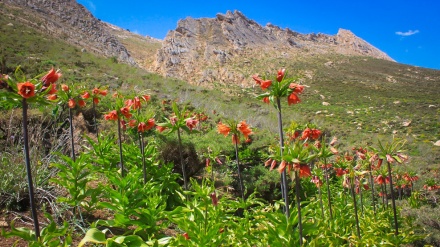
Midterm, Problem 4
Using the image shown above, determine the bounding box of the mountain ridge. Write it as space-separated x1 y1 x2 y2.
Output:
2 0 136 65
153 10 394 85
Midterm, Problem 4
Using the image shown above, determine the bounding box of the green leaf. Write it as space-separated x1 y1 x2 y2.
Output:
78 228 107 247
1 221 35 242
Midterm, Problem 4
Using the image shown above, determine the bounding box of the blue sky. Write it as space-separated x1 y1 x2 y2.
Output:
76 0 440 70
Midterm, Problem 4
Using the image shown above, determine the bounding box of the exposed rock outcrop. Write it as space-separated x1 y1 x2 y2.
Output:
3 0 136 65
155 10 394 85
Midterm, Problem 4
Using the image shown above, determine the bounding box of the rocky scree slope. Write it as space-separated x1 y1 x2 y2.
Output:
154 10 394 86
3 0 136 65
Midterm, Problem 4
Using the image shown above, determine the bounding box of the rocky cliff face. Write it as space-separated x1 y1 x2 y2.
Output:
155 10 394 85
3 0 136 65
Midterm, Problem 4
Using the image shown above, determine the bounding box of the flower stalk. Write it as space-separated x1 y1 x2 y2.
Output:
387 161 399 235
233 135 245 202
276 97 290 217
22 98 40 239
68 107 76 161
117 115 125 177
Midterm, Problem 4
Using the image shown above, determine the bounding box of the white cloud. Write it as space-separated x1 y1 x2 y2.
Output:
395 30 419 36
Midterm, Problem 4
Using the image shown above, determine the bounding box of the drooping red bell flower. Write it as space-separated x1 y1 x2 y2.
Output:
17 82 35 98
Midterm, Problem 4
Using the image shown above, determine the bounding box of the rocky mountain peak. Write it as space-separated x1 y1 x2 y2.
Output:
154 11 394 85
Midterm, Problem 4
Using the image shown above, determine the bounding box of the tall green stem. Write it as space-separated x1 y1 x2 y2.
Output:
92 101 98 138
318 186 324 218
117 116 125 177
359 179 364 215
294 171 303 246
276 97 290 217
384 181 389 207
234 138 245 202
350 177 361 239
176 129 187 191
22 99 40 239
68 107 76 161
140 133 146 184
324 158 333 219
368 164 376 215
387 161 399 235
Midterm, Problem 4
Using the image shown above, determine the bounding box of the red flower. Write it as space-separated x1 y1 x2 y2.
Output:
41 68 61 86
311 129 321 140
215 157 223 165
252 75 264 85
47 84 57 94
330 136 338 146
120 119 127 131
93 97 99 105
17 82 35 98
104 110 118 121
375 175 386 185
289 83 304 94
125 99 134 108
263 97 270 104
81 91 90 99
301 128 312 140
206 158 210 167
269 160 277 171
277 160 287 173
260 80 272 90
141 95 151 102
128 119 137 128
92 88 100 95
321 163 333 169
138 122 148 132
311 175 323 188
68 99 76 108
170 116 178 125
386 154 395 163
293 163 312 178
156 125 167 133
287 93 300 105
47 94 57 100
356 151 366 160
186 118 198 131
146 118 155 130
120 107 132 119
217 123 231 136
237 121 252 139
314 140 321 149
330 146 339 154
132 97 141 110
397 153 408 162
99 90 107 96
61 84 69 92
276 69 285 82
264 159 272 167
182 233 190 240
376 159 383 169
210 192 218 206
334 167 346 176
78 99 86 107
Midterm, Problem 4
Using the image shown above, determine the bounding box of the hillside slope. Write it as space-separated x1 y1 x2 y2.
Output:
2 0 135 65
